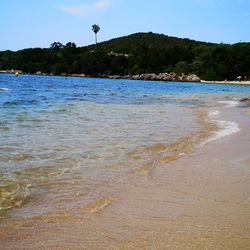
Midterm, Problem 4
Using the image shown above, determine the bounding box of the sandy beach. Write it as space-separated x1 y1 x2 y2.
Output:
201 80 250 85
1 0 250 247
1 97 250 249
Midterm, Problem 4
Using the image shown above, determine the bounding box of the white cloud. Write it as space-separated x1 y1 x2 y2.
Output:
60 0 111 17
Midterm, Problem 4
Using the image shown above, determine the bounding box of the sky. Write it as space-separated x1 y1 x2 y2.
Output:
0 0 249 51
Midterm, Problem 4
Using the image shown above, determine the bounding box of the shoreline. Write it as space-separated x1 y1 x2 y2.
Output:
0 70 201 82
201 80 250 86
93 103 250 249
110 104 250 249
1 71 250 86
1 101 250 249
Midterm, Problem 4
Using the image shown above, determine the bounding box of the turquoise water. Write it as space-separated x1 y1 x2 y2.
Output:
1 74 250 212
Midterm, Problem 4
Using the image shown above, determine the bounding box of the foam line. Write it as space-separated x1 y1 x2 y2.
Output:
0 87 9 91
205 109 240 144
218 100 239 108
206 120 240 143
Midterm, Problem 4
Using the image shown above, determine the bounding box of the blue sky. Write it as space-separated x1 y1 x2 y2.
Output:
1 0 249 51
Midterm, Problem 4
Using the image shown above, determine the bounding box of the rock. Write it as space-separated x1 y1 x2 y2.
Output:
240 98 250 102
158 73 173 81
124 75 131 79
170 72 178 80
239 97 250 107
15 70 23 74
78 74 86 77
187 74 200 82
109 75 122 79
106 72 200 83
1 69 23 75
177 73 188 81
143 73 157 80
131 75 141 80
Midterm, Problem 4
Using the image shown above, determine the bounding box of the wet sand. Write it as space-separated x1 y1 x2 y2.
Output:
1 106 250 249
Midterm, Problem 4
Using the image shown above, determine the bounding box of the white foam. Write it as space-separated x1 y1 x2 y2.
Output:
218 100 239 107
206 120 240 143
208 110 220 117
0 87 9 91
178 153 186 156
202 108 240 145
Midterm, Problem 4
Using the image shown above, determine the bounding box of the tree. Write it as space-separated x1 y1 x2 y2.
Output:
50 42 64 49
92 24 100 44
65 42 76 49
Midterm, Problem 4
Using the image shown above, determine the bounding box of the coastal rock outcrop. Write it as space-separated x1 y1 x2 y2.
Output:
187 74 201 82
158 73 173 81
120 72 200 82
0 69 23 74
0 70 200 82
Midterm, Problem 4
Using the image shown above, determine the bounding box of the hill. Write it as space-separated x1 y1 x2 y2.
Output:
86 32 215 53
0 32 249 80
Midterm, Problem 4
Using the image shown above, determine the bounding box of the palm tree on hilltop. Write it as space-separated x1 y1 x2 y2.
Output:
92 24 100 44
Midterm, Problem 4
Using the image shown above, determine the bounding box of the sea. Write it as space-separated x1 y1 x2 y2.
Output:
1 74 250 216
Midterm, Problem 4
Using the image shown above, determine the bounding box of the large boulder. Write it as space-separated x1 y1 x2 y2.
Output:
158 73 173 81
109 75 122 79
170 72 178 80
131 74 141 80
187 74 200 82
143 73 158 80
176 73 187 81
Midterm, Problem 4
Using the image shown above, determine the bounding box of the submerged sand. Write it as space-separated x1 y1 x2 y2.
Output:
1 105 250 249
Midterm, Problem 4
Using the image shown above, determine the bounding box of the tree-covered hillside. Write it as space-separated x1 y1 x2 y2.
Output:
86 32 214 53
0 32 249 80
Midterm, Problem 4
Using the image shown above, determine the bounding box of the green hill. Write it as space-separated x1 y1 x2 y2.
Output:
0 32 249 80
86 32 214 53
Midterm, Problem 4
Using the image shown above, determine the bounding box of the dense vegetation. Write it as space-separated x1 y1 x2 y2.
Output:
0 32 249 80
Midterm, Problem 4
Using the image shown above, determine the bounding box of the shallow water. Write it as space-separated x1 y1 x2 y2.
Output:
1 74 250 214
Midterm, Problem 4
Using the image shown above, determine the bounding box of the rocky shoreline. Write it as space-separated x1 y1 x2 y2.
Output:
0 70 201 82
108 72 200 82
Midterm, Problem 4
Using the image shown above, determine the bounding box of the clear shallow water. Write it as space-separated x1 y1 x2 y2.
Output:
1 74 250 212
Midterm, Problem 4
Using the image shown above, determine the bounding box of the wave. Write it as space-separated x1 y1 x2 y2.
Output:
3 99 39 107
0 121 10 131
0 87 9 91
128 106 241 176
205 120 240 143
208 110 220 117
0 177 30 210
218 100 239 108
0 159 74 210
127 110 217 175
204 109 240 144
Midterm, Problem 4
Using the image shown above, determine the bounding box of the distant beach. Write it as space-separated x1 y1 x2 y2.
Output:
201 80 250 85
